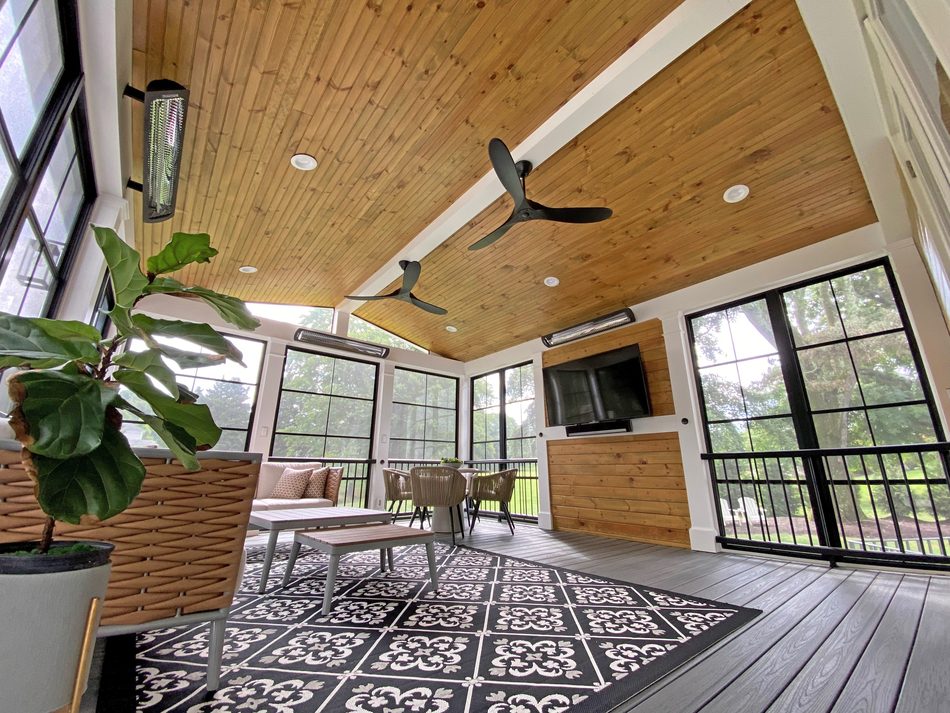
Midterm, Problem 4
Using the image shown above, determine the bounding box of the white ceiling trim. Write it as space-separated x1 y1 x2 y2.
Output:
796 0 911 242
336 0 748 314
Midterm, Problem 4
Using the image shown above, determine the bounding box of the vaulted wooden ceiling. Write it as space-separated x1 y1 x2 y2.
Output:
132 0 876 362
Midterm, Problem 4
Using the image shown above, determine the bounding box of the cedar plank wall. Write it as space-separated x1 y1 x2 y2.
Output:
543 320 691 548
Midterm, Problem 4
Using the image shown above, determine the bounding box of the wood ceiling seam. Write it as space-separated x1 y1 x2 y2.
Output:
202 2 304 294
270 3 495 289
232 1 400 290
213 2 343 299
212 2 328 297
189 0 262 274
161 0 232 264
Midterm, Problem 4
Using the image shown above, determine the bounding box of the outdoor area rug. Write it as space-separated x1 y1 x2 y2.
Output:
132 541 759 712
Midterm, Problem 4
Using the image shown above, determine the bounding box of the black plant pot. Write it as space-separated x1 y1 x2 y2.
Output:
0 539 114 574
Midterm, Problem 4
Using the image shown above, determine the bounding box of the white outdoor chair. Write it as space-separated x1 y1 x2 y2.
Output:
737 496 765 524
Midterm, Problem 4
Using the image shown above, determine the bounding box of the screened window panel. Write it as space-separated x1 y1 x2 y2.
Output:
272 347 378 460
0 0 63 156
390 368 457 461
120 335 265 451
471 363 536 461
0 220 50 316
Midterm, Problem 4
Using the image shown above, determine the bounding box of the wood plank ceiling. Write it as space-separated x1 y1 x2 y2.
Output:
354 0 877 360
132 0 877 362
130 0 679 304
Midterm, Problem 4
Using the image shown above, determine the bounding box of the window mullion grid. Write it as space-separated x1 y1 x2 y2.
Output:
768 291 842 548
723 308 756 451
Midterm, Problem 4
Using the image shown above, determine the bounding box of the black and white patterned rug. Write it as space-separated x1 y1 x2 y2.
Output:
133 541 758 712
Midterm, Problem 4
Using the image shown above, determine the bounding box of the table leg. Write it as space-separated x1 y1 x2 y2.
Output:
425 542 439 590
387 548 394 570
323 553 340 615
282 540 302 586
379 548 386 572
258 530 279 594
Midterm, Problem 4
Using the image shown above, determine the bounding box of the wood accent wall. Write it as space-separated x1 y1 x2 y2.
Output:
547 432 690 548
541 318 674 421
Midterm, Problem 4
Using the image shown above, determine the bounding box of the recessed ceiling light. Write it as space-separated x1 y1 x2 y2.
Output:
723 184 750 203
543 276 560 287
445 325 458 333
238 265 258 274
290 153 318 171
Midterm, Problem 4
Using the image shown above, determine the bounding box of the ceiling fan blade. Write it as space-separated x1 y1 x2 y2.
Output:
408 293 448 315
533 204 613 224
468 214 518 251
489 138 525 204
345 288 401 301
400 260 421 293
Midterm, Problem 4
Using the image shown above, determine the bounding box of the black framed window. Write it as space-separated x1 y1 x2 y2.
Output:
89 273 113 336
272 347 379 459
690 261 942 453
471 362 536 460
0 0 94 318
390 367 457 459
122 334 266 452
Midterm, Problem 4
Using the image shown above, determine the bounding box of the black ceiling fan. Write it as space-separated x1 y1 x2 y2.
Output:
469 138 613 251
346 260 447 315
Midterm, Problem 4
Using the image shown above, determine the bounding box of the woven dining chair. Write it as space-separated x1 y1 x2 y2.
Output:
382 468 413 516
468 468 518 535
409 466 468 545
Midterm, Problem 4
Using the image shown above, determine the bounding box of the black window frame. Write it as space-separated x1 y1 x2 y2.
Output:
470 360 536 461
270 345 380 461
687 257 945 455
0 0 97 319
389 365 459 460
122 332 267 452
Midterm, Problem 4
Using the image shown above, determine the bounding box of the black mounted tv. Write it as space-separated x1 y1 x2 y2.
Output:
543 345 651 427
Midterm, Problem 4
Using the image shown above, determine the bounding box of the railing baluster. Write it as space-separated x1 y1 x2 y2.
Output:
896 452 925 554
919 453 947 556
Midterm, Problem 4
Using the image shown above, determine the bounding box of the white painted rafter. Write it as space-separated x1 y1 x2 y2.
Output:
336 0 748 313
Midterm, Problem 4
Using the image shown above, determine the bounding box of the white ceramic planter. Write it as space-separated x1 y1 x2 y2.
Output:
0 549 111 713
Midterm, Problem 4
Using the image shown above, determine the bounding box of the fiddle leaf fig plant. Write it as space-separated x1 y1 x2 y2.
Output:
2 227 261 553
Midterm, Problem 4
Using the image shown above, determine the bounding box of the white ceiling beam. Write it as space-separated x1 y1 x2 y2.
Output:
336 0 748 313
796 0 911 242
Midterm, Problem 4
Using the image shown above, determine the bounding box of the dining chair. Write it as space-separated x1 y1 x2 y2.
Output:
409 466 468 545
382 468 413 516
468 468 518 535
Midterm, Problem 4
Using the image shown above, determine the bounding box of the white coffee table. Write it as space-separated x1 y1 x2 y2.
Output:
248 507 392 593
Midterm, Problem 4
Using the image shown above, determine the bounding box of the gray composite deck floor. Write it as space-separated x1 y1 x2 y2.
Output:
444 519 950 713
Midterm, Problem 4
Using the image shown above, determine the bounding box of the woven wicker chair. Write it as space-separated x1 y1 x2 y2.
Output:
468 468 518 535
383 468 413 516
409 466 467 545
0 442 259 691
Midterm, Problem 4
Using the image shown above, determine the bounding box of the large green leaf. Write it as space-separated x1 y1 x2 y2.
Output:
13 370 118 458
146 232 218 276
93 226 149 308
115 397 199 470
145 277 261 331
106 304 139 337
132 314 245 365
114 370 221 448
154 343 226 370
113 350 180 398
0 313 101 368
31 426 146 524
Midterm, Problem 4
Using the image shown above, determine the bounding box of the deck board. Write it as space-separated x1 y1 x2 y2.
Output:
447 521 950 713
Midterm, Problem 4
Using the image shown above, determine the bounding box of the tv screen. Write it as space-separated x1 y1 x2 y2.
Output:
543 345 651 427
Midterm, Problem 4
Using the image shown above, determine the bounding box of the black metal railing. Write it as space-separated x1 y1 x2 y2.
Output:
704 442 950 569
274 457 371 508
386 458 540 522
